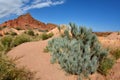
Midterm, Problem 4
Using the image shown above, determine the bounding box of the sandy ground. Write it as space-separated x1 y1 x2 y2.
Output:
7 40 76 80
7 30 120 80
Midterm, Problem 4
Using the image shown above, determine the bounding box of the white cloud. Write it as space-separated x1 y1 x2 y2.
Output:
0 0 65 18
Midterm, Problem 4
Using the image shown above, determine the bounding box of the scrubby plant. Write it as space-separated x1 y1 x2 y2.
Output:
118 31 120 35
43 47 49 53
0 34 39 80
57 26 61 32
38 29 48 32
12 34 31 47
27 30 35 36
48 32 54 37
15 27 22 30
0 43 4 52
0 52 35 80
10 32 17 36
98 57 115 76
0 35 13 51
111 49 120 60
41 32 54 40
47 23 108 79
4 32 9 35
0 35 13 48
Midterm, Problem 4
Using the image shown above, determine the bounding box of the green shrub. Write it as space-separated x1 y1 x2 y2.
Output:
0 35 13 48
27 30 35 36
41 32 54 40
111 49 120 60
15 27 22 30
0 53 35 80
12 34 31 47
10 32 17 36
47 23 108 79
4 32 9 35
44 47 49 53
38 29 48 32
41 33 48 40
0 43 4 52
98 57 115 76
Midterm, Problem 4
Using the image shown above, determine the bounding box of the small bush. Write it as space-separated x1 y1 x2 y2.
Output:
41 32 54 40
12 34 31 47
0 35 13 48
10 32 17 36
41 33 48 40
0 43 4 52
111 49 120 60
38 29 48 32
27 30 35 36
16 27 22 30
118 31 120 35
0 54 35 80
98 57 115 76
4 32 9 35
44 47 49 53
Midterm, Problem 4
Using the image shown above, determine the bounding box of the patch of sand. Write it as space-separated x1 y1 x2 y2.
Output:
7 40 75 80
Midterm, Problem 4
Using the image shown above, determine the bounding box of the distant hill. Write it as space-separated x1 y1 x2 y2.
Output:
0 13 56 31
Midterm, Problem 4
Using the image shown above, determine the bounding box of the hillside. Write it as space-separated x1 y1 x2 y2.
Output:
0 13 56 31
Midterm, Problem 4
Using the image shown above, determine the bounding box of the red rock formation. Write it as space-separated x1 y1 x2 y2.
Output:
0 13 56 31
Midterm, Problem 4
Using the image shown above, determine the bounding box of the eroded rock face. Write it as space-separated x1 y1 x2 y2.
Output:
0 13 56 31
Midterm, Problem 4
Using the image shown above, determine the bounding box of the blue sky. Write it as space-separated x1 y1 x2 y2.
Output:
0 0 120 31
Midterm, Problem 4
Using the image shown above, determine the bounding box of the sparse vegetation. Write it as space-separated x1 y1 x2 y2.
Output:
15 27 22 30
0 52 35 80
26 30 35 36
0 33 37 80
12 34 31 47
47 23 108 79
43 47 49 53
10 32 17 36
41 32 54 40
0 35 13 47
0 26 7 30
38 29 48 32
111 49 120 60
0 35 13 52
98 57 115 76
118 31 120 35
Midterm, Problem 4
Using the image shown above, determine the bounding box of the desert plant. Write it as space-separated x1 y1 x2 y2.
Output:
0 35 13 48
98 57 115 76
44 47 49 53
38 29 48 32
12 34 31 47
111 49 120 60
10 32 17 36
27 30 35 36
118 31 120 35
4 32 9 35
41 32 54 40
57 26 61 32
15 27 22 30
0 53 35 80
47 23 108 79
48 32 54 38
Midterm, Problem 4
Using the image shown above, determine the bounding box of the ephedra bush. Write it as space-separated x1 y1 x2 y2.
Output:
47 23 108 80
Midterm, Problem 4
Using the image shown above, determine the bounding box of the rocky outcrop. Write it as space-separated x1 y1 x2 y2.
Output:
0 13 56 31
